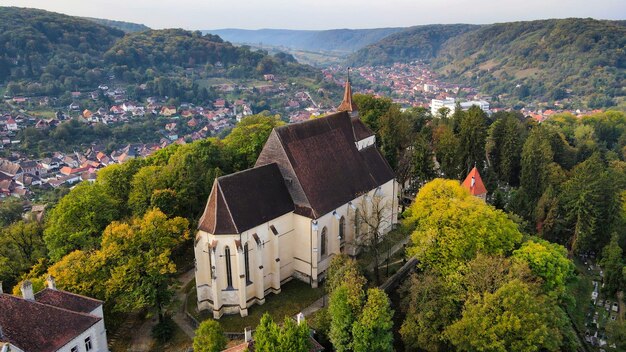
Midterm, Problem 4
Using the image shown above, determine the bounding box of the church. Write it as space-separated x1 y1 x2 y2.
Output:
193 77 399 318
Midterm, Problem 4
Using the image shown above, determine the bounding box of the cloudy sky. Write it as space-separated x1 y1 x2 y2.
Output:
2 0 625 30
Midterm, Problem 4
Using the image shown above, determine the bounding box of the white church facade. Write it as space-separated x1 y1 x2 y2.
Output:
193 80 398 318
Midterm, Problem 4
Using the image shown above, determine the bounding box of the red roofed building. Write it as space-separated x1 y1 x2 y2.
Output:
0 277 109 352
462 166 487 200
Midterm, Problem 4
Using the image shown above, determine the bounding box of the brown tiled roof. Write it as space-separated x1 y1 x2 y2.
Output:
359 145 395 185
0 293 101 352
199 163 294 234
351 117 374 140
35 288 102 314
257 111 394 218
223 336 323 352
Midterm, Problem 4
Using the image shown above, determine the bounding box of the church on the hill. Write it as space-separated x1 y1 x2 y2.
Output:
193 78 399 318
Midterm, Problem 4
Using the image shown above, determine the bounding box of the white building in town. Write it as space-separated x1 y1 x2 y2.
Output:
431 97 490 117
0 277 109 352
194 80 398 318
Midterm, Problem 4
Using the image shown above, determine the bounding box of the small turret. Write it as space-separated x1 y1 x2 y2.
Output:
337 68 358 118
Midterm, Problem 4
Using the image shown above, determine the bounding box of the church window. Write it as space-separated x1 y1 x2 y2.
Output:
224 246 233 288
321 227 328 256
339 216 346 243
270 225 279 235
244 242 251 284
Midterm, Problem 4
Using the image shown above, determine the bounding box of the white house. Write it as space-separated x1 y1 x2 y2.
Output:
194 80 398 318
0 277 109 352
430 97 490 116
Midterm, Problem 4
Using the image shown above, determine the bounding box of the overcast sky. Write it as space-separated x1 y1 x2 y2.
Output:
2 0 625 30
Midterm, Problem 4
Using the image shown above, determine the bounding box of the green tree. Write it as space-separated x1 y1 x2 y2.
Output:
352 94 394 132
445 280 572 352
411 134 436 185
486 115 527 186
560 153 609 253
96 158 145 213
512 239 574 298
0 198 24 227
519 126 556 218
0 220 45 287
278 316 311 352
224 113 284 169
193 320 227 352
44 182 120 261
329 285 356 352
102 209 189 321
458 106 487 176
432 125 461 178
352 288 394 352
254 313 280 352
599 233 624 297
408 179 523 275
400 271 461 352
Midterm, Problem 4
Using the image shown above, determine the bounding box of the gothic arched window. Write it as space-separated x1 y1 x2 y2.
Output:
224 246 233 288
339 216 346 242
321 227 328 256
244 242 251 284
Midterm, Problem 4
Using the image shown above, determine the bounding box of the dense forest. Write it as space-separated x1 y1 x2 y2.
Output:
0 7 124 93
347 24 478 66
83 17 150 33
349 18 626 108
0 7 323 102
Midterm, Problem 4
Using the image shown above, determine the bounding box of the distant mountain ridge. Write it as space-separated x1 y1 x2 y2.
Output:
83 17 150 33
348 18 625 107
203 28 405 52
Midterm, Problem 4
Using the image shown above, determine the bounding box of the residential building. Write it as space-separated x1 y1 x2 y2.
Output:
0 277 109 352
430 97 490 116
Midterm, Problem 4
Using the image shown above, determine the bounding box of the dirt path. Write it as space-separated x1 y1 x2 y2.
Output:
172 269 197 339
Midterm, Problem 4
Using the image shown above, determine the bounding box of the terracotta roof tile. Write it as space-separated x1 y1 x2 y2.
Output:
35 288 102 314
462 167 487 196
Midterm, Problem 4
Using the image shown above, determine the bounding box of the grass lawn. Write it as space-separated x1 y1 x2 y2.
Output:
187 279 325 333
28 108 57 119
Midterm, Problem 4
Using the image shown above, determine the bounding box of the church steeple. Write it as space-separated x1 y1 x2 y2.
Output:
337 68 358 117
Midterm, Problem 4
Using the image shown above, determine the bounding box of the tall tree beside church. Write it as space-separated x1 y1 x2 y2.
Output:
352 94 394 133
193 320 227 352
352 288 394 352
378 105 412 169
102 209 189 321
329 285 358 352
457 106 488 177
411 134 436 185
486 115 527 186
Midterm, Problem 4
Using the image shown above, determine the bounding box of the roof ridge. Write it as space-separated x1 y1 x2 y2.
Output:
0 293 101 320
35 287 103 304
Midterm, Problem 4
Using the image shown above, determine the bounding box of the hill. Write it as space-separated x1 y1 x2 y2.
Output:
347 24 479 66
104 29 320 79
203 27 405 53
83 17 150 33
0 7 124 92
433 18 626 107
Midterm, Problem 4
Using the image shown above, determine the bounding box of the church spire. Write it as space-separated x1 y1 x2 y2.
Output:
337 68 358 117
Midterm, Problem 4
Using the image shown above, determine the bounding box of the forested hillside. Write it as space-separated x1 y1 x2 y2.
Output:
0 7 124 93
83 17 150 33
433 18 626 107
204 27 405 52
347 24 478 66
0 7 323 102
349 18 625 107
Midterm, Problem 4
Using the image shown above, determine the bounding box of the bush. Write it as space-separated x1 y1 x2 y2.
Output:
151 316 175 343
